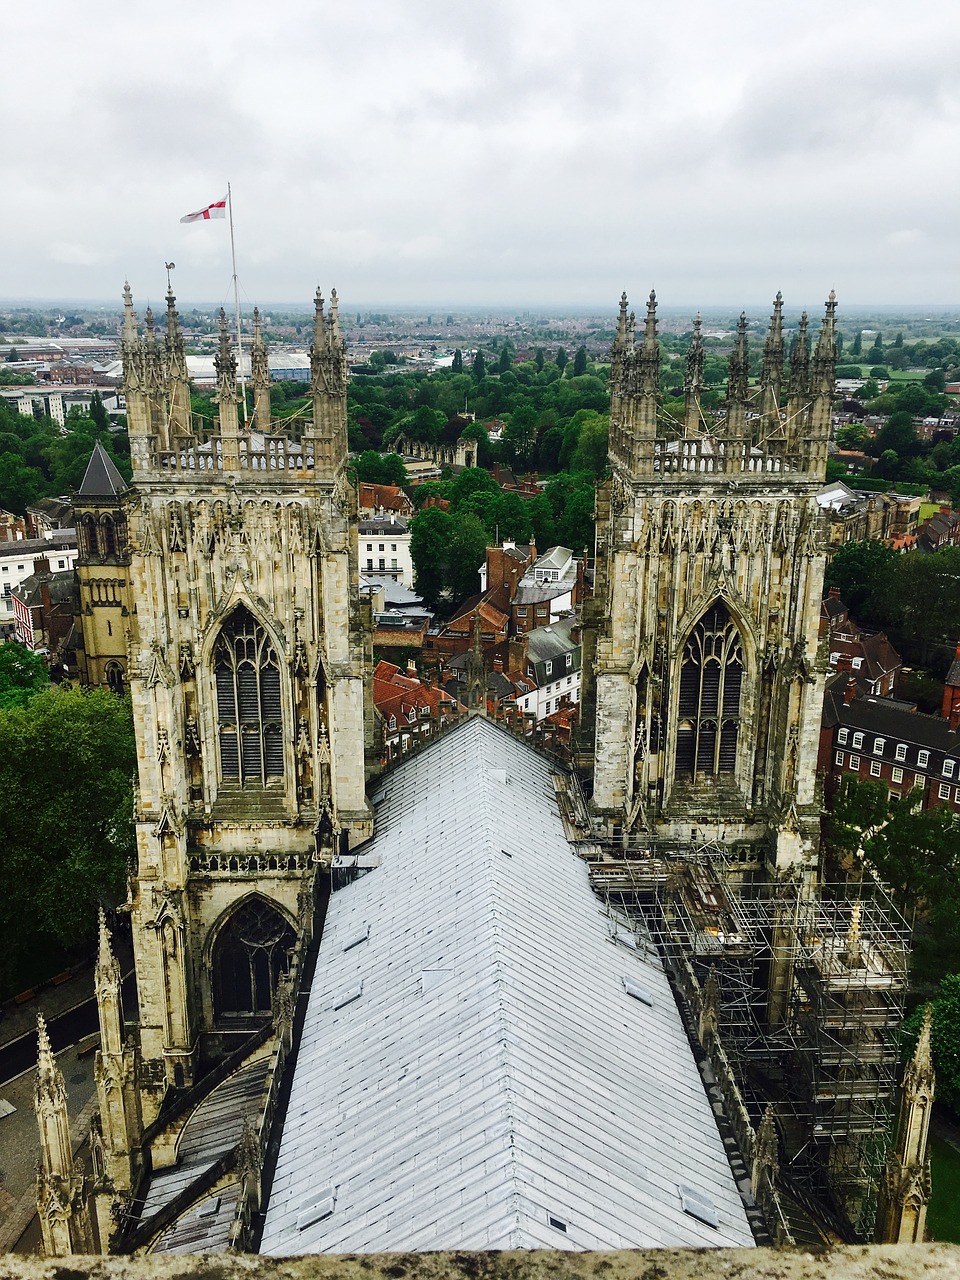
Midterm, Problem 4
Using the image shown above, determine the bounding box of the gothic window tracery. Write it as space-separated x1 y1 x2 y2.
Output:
212 897 295 1021
675 603 743 778
214 607 284 785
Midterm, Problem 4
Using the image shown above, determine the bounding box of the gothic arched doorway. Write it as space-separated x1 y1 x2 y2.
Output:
212 897 295 1022
674 602 744 779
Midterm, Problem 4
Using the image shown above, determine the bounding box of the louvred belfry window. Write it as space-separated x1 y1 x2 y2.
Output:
214 607 284 784
675 604 743 778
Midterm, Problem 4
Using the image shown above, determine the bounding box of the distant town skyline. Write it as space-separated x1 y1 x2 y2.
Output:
5 1 958 307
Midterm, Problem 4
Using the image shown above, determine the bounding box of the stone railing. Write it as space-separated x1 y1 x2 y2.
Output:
187 851 312 877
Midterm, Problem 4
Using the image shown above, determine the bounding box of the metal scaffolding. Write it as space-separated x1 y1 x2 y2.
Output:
586 840 910 1241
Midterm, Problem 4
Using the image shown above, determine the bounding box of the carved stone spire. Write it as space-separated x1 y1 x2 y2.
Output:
310 287 349 479
96 908 123 1058
215 308 240 469
610 290 659 475
35 1015 94 1255
788 312 810 399
683 313 704 435
609 293 634 462
164 286 191 439
639 289 660 397
806 291 838 478
251 307 272 433
752 1104 779 1198
466 612 486 712
93 908 142 1213
876 1003 935 1244
35 1015 71 1179
122 282 138 354
215 307 237 400
724 311 750 446
760 292 785 436
121 284 152 467
843 899 862 968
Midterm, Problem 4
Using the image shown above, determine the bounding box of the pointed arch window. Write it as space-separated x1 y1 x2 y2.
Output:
104 660 125 695
101 515 116 558
675 603 743 778
214 607 284 784
212 897 295 1021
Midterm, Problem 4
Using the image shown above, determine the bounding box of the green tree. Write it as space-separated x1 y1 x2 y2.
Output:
502 404 537 471
0 450 43 513
823 539 895 622
527 493 558 549
924 369 947 393
571 413 609 479
573 345 588 377
410 506 453 608
901 977 960 1114
875 411 920 458
448 466 500 512
447 513 489 600
823 774 889 864
0 642 49 708
351 451 407 487
89 390 110 434
863 792 960 925
451 349 463 375
851 331 863 358
835 423 868 450
0 687 136 992
555 347 568 373
534 348 545 373
472 351 486 381
497 344 512 375
538 425 564 474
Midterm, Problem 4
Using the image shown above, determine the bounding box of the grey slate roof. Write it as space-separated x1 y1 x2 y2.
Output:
526 617 579 664
260 717 754 1255
77 440 128 497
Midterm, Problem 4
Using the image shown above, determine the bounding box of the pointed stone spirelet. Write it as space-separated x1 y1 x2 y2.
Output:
122 282 138 345
643 289 658 350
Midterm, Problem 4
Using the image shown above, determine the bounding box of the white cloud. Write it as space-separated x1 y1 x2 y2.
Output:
2 0 958 305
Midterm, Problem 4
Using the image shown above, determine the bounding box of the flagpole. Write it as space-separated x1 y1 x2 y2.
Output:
227 182 249 426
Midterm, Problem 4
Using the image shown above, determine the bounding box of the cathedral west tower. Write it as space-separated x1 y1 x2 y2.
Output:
591 291 835 874
117 283 371 1119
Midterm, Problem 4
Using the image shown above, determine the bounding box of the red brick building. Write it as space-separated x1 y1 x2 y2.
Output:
820 674 960 815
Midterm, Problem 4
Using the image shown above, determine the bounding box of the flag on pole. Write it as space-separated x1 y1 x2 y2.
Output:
180 196 227 224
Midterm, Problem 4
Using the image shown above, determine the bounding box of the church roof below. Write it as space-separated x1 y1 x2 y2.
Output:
77 440 128 497
259 717 754 1255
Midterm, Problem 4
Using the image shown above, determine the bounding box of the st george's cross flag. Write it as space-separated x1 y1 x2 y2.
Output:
180 196 227 224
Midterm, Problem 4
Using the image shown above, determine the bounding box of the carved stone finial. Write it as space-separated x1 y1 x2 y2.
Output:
97 908 115 973
844 899 862 967
37 1013 55 1074
903 1003 935 1099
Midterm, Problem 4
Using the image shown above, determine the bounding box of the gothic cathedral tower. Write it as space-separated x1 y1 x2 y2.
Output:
116 283 371 1121
591 292 835 874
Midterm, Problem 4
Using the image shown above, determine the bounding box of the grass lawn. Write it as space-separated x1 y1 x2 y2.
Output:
928 1133 960 1242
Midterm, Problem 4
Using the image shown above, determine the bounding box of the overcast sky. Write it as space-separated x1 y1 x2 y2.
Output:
4 1 958 311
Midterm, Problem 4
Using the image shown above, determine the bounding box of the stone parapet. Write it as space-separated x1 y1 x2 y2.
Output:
1 1247 959 1280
